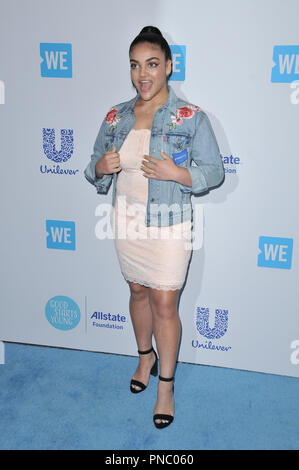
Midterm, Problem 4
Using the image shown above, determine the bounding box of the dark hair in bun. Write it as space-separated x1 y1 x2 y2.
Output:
129 25 172 63
140 26 163 36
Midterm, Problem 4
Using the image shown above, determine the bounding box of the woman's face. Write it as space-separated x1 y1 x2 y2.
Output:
130 42 172 102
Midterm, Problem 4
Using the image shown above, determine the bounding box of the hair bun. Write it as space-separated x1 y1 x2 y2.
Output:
139 26 163 37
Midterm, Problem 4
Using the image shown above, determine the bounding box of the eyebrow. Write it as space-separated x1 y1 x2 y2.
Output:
130 57 161 63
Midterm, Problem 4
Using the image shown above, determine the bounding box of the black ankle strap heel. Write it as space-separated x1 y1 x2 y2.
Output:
158 375 174 382
130 347 158 394
153 376 175 429
138 347 154 355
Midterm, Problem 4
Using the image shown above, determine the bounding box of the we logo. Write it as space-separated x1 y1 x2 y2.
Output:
258 236 293 269
169 45 186 81
271 45 299 83
40 43 72 78
46 220 76 250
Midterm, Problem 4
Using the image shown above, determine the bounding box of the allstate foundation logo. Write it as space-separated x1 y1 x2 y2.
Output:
169 45 186 81
258 236 293 269
221 153 241 174
40 43 72 78
45 296 80 330
90 311 127 331
40 128 79 176
271 45 299 83
192 306 232 352
46 220 76 250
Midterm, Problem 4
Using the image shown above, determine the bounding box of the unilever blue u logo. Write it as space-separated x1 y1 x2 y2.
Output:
43 128 74 163
196 307 228 339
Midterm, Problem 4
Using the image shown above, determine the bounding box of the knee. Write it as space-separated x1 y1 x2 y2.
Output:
129 282 149 301
150 298 178 321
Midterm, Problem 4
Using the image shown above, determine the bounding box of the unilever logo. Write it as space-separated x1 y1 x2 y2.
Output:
40 128 79 176
45 296 80 330
40 43 72 78
192 306 232 352
43 129 73 163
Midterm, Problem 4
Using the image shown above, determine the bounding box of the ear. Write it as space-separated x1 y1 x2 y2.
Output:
166 59 172 79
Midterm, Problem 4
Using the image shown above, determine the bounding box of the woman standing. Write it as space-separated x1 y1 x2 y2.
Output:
84 26 224 428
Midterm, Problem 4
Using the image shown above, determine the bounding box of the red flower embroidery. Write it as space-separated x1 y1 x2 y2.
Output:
177 106 194 119
105 109 118 124
170 105 201 128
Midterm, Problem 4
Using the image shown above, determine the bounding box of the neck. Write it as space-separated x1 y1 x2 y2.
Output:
137 84 169 110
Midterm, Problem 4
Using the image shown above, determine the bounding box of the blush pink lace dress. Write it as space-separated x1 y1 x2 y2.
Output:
111 128 192 291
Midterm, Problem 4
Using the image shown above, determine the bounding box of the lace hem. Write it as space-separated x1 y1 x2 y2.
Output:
123 274 183 291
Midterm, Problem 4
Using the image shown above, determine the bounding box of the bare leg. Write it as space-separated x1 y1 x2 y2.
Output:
149 288 181 424
128 282 156 391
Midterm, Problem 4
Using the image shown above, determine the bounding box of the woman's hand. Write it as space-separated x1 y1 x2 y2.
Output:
95 145 122 178
141 150 179 181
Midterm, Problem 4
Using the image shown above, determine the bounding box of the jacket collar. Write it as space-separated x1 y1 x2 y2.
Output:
123 84 178 115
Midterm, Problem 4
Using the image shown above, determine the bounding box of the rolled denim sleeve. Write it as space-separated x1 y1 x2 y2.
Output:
178 111 225 194
84 117 113 194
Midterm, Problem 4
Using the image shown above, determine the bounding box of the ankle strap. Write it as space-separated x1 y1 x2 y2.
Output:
138 347 153 355
159 375 174 382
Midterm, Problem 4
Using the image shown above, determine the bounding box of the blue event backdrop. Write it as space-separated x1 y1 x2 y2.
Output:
0 0 298 378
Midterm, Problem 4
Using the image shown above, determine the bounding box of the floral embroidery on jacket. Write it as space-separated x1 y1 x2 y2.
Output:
168 105 201 130
105 108 121 131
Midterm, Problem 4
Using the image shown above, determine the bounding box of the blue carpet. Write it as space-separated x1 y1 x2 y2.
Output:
0 342 298 450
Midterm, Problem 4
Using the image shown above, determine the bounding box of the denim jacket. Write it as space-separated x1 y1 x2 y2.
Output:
84 85 224 227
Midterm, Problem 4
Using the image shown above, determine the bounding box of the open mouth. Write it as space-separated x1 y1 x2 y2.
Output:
139 80 153 92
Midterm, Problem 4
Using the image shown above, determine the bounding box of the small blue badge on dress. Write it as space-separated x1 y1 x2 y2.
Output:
172 148 188 165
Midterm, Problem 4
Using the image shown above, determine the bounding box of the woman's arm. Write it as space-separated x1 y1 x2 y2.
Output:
177 111 225 194
172 166 192 188
84 117 113 193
